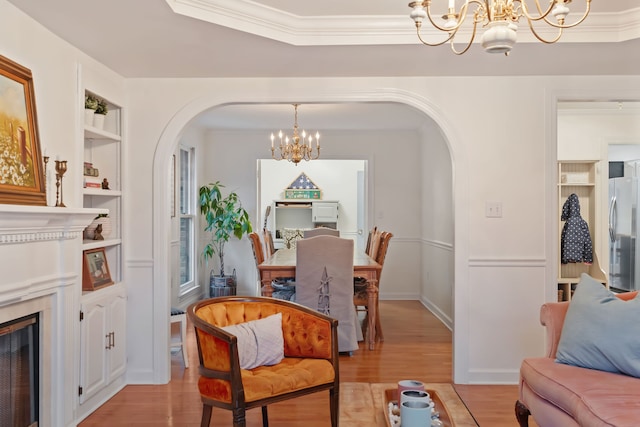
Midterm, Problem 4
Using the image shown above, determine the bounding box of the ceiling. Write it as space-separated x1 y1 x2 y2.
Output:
7 0 640 130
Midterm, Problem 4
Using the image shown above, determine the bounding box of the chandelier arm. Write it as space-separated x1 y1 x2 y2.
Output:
526 18 564 44
516 0 555 22
520 0 591 29
449 19 479 55
423 1 473 33
416 24 456 47
415 1 476 47
539 6 591 29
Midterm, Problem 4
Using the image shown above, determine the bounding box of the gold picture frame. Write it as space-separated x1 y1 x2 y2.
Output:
82 248 114 291
0 55 47 206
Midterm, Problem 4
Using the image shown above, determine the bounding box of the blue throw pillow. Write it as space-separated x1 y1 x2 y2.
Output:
556 273 640 377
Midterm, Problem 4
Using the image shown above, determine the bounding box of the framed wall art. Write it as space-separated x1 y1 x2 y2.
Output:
0 55 47 206
82 248 114 291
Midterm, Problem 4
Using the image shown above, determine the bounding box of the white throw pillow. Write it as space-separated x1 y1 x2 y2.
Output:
221 313 284 370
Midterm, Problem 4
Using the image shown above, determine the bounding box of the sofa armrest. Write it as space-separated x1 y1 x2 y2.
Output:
539 301 569 359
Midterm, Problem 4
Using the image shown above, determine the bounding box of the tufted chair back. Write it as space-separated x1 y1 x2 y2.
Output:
188 296 339 427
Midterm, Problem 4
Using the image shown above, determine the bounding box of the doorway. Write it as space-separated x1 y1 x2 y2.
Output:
155 96 461 384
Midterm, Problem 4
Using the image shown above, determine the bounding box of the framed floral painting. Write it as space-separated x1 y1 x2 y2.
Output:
0 55 46 205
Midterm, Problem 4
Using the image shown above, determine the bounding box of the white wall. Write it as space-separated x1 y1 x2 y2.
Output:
5 0 640 390
421 121 454 328
132 76 639 384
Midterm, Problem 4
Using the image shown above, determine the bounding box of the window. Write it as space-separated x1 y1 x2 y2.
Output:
178 146 196 295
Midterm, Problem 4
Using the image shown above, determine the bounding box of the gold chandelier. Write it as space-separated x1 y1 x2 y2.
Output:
270 104 320 165
408 0 591 55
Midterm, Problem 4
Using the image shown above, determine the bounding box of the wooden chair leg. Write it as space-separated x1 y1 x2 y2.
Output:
375 301 384 342
232 407 247 427
201 404 213 427
262 406 269 427
361 311 369 342
330 387 339 427
515 400 530 427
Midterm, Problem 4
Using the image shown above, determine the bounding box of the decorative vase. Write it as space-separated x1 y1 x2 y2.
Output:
84 108 96 126
84 216 112 240
93 113 106 130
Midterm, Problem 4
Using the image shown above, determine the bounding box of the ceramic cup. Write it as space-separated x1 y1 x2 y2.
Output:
397 380 425 400
401 400 432 427
400 389 431 406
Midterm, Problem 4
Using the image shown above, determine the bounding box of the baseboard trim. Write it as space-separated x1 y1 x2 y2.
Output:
420 296 453 330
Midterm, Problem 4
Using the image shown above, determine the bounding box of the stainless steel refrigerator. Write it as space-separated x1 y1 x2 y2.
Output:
609 162 640 292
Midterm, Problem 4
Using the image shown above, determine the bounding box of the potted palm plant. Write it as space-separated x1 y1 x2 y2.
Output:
199 181 252 295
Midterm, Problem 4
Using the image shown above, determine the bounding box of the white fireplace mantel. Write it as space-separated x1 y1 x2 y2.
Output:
0 204 105 426
0 205 103 243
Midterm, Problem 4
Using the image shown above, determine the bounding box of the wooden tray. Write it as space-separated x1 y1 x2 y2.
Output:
383 388 453 427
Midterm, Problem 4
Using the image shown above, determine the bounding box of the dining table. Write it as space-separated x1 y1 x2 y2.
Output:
258 248 382 350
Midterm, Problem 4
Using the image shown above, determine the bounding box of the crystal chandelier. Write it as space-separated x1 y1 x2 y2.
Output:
408 0 591 55
270 104 320 165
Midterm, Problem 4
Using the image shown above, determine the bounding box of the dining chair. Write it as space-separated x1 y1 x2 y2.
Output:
303 227 340 238
368 228 383 260
248 232 265 275
364 226 377 255
295 235 360 353
262 228 276 258
354 231 393 343
250 232 295 300
355 226 380 294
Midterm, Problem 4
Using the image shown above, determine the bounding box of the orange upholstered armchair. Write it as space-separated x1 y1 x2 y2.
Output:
187 296 339 427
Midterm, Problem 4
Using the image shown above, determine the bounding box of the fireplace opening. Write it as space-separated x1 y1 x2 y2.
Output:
0 313 39 427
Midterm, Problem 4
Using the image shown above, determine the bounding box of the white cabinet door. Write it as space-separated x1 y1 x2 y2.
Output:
80 287 127 404
79 299 108 404
107 293 127 383
312 202 339 223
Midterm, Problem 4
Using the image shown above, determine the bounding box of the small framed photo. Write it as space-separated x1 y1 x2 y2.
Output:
82 248 113 291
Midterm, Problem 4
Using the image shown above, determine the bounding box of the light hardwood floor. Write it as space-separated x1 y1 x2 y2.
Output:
79 300 538 426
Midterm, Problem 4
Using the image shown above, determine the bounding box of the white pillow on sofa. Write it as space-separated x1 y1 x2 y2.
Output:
222 313 284 370
556 273 640 378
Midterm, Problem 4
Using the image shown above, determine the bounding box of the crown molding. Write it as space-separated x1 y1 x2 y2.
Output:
165 0 640 45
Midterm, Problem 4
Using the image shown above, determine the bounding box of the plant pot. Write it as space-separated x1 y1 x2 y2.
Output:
85 108 96 126
84 217 112 240
209 269 237 297
93 113 106 130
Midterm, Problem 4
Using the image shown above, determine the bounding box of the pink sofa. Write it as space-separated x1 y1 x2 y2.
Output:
516 291 640 427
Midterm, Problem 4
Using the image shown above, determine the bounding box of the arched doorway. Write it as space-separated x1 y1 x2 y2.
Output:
151 92 469 384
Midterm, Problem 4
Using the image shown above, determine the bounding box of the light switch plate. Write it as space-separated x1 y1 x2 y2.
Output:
485 202 502 218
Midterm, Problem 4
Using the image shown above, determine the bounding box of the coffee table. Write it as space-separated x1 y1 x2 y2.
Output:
339 382 478 426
